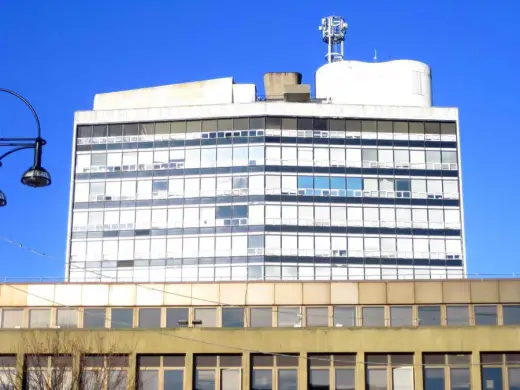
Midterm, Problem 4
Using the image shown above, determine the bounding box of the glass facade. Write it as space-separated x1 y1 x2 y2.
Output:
68 116 464 282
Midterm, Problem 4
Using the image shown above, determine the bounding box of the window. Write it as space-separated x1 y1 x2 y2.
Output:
423 353 471 390
446 306 469 326
251 355 298 390
277 307 301 327
306 307 329 327
481 353 520 390
166 308 189 328
0 355 16 389
390 306 413 327
1 309 23 328
333 307 356 327
110 308 133 329
418 306 441 326
25 355 73 390
194 308 217 327
138 355 185 390
194 355 241 390
362 307 385 327
28 309 50 328
308 354 355 390
222 308 244 328
474 305 497 326
365 354 413 390
250 308 273 327
139 308 161 328
503 306 520 325
56 309 78 329
83 309 106 329
81 355 129 390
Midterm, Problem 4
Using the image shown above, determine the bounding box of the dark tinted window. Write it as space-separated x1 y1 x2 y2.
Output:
503 306 520 325
362 307 385 327
110 308 133 328
166 308 189 328
418 306 441 326
390 306 413 327
446 305 469 326
84 309 106 329
475 305 497 325
139 308 161 328
222 308 244 328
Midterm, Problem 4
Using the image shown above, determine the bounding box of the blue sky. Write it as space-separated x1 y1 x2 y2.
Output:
0 0 518 279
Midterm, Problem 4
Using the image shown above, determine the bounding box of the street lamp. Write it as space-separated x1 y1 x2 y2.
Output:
0 88 51 207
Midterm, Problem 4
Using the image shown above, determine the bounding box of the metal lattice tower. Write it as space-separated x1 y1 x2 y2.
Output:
319 16 348 63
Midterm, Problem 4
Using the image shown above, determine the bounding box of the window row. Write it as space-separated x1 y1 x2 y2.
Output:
73 175 460 203
70 234 463 261
72 205 461 232
76 118 456 139
75 146 458 173
0 304 516 330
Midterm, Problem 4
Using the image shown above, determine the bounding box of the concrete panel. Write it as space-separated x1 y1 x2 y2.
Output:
264 72 301 100
415 282 443 303
191 284 220 306
232 84 256 103
387 282 415 304
109 285 136 306
442 281 471 303
274 283 302 305
26 285 56 306
163 284 192 306
303 283 330 305
219 283 247 306
330 283 358 304
245 283 275 305
82 285 109 306
470 280 499 303
0 285 28 306
54 285 82 306
358 282 387 304
498 280 520 303
136 284 164 306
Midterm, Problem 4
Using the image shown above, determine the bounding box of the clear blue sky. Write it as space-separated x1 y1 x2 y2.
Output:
0 0 518 279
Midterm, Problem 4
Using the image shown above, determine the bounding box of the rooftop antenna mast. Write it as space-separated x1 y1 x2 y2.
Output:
319 16 348 63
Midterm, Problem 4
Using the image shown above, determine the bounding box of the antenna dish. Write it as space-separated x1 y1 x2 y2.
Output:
319 16 348 63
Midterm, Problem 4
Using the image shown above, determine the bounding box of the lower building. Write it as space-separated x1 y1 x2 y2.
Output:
0 278 518 389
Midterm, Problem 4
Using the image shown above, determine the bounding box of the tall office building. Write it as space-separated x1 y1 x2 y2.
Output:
67 17 464 282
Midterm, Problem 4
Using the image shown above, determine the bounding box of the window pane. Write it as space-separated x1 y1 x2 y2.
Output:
195 369 215 390
508 368 520 390
1 309 23 328
251 308 273 327
111 309 133 328
221 369 241 390
138 370 158 390
334 307 355 327
278 369 297 390
424 368 444 390
194 308 217 327
475 306 497 326
252 369 272 390
109 370 127 390
28 309 50 328
418 306 441 326
503 306 520 325
164 370 184 390
277 307 301 327
481 367 503 390
366 368 386 390
222 308 244 328
393 367 413 390
83 309 106 329
139 308 161 328
309 369 329 390
446 306 469 326
57 309 78 328
306 308 328 327
165 308 189 328
390 306 413 327
362 307 385 327
450 368 470 390
335 368 355 390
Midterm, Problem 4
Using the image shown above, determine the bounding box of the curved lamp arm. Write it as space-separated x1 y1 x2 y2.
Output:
0 88 41 139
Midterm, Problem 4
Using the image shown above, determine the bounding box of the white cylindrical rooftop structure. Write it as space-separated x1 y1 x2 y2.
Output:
316 60 432 107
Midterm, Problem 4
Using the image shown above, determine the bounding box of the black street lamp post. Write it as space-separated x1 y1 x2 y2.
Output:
0 88 51 207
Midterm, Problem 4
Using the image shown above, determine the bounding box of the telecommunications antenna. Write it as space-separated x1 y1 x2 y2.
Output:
319 16 348 63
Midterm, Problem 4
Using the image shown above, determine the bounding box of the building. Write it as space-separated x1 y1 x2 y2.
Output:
67 16 464 283
0 278 519 389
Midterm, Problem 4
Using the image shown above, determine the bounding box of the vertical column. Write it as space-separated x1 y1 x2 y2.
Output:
355 352 364 390
128 352 137 390
185 352 194 390
242 352 251 390
471 351 482 390
15 352 24 390
298 352 307 390
413 352 423 390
